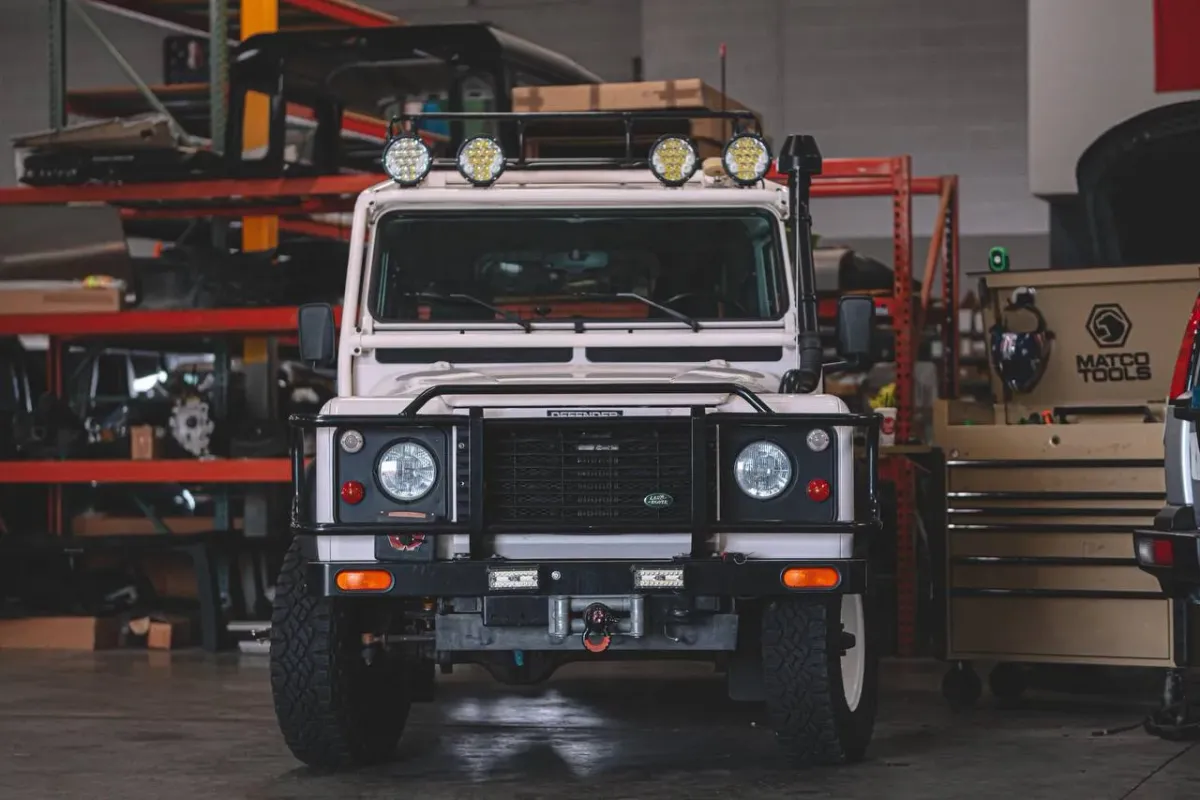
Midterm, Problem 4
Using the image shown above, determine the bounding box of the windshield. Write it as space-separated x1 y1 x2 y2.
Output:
368 209 787 325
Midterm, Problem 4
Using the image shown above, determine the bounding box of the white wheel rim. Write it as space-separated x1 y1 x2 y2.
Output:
840 594 866 712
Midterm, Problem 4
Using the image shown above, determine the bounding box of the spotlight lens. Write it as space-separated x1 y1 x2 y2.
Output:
723 134 771 185
382 135 432 186
457 136 505 185
649 136 699 185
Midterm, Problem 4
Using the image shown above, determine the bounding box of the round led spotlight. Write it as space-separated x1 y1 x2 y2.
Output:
722 133 772 186
382 135 432 187
377 441 438 502
649 135 699 186
734 440 793 500
456 135 506 186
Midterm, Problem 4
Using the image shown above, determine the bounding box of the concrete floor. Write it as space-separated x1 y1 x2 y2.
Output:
0 653 1197 799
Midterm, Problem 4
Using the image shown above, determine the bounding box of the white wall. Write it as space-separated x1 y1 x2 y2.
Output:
1028 0 1200 196
642 0 1043 240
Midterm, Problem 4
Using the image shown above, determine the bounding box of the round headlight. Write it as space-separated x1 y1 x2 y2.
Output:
382 135 432 187
649 135 699 186
722 133 772 185
806 428 830 453
734 441 792 500
377 441 438 502
456 135 505 186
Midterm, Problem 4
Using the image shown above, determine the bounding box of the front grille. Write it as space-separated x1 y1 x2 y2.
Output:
483 419 692 528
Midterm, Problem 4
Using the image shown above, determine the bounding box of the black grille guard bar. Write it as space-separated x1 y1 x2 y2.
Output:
288 382 881 542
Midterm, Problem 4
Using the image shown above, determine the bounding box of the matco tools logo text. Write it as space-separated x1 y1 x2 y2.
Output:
1075 303 1151 383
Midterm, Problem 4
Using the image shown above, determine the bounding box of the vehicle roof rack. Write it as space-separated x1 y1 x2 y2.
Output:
387 109 764 171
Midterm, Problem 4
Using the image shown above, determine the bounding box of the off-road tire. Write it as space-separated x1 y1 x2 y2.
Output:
270 538 411 770
762 595 877 765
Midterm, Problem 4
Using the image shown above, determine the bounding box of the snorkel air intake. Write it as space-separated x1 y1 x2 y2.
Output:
779 135 825 393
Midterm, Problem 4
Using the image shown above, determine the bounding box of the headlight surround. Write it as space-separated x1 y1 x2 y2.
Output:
722 133 772 185
456 135 506 186
377 441 438 502
649 135 699 186
382 134 432 187
733 440 793 500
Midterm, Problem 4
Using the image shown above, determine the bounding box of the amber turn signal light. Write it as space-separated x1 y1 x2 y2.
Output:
781 567 840 589
335 569 394 592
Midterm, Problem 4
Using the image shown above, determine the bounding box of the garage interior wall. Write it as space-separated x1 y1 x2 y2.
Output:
0 0 1049 275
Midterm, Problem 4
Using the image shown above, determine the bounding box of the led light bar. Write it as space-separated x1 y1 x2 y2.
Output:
633 567 685 590
488 567 540 591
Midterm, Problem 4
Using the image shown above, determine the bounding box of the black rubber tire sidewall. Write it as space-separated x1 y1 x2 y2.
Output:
269 538 411 770
761 594 878 765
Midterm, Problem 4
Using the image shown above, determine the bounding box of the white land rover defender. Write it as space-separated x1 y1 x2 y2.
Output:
272 110 882 769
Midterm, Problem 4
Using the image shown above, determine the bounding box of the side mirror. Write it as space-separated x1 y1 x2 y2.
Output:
297 303 336 369
835 295 876 367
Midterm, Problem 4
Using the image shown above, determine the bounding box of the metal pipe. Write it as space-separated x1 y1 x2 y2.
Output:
48 0 67 130
209 0 229 155
66 0 190 143
548 596 568 640
629 596 645 638
569 596 633 613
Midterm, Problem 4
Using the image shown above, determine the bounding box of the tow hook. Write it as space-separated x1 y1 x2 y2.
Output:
581 602 616 653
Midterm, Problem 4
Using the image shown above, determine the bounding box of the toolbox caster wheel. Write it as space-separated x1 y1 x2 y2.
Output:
941 662 982 710
988 663 1026 704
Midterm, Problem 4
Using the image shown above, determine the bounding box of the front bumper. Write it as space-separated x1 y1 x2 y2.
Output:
306 553 867 598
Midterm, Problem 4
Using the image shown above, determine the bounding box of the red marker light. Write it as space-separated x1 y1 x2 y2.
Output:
341 480 365 504
807 479 831 503
1153 539 1174 566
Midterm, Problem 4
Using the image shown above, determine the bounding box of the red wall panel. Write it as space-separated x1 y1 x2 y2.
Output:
1155 0 1200 92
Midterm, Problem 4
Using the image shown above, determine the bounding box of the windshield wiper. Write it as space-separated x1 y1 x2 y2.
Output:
405 291 532 332
572 292 701 332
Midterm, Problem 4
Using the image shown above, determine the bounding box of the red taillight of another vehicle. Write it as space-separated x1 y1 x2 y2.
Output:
1168 293 1200 399
1136 536 1175 567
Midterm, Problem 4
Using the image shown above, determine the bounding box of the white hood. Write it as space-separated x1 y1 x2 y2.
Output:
365 362 781 398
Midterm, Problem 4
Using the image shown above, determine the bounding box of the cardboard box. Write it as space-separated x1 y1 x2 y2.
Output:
129 425 166 460
0 281 122 315
0 616 120 650
982 264 1200 417
146 615 192 650
512 79 760 143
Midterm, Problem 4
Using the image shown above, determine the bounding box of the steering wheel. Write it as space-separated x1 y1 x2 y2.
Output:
662 291 751 318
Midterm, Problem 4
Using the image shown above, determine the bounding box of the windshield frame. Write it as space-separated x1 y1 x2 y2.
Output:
363 205 793 331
